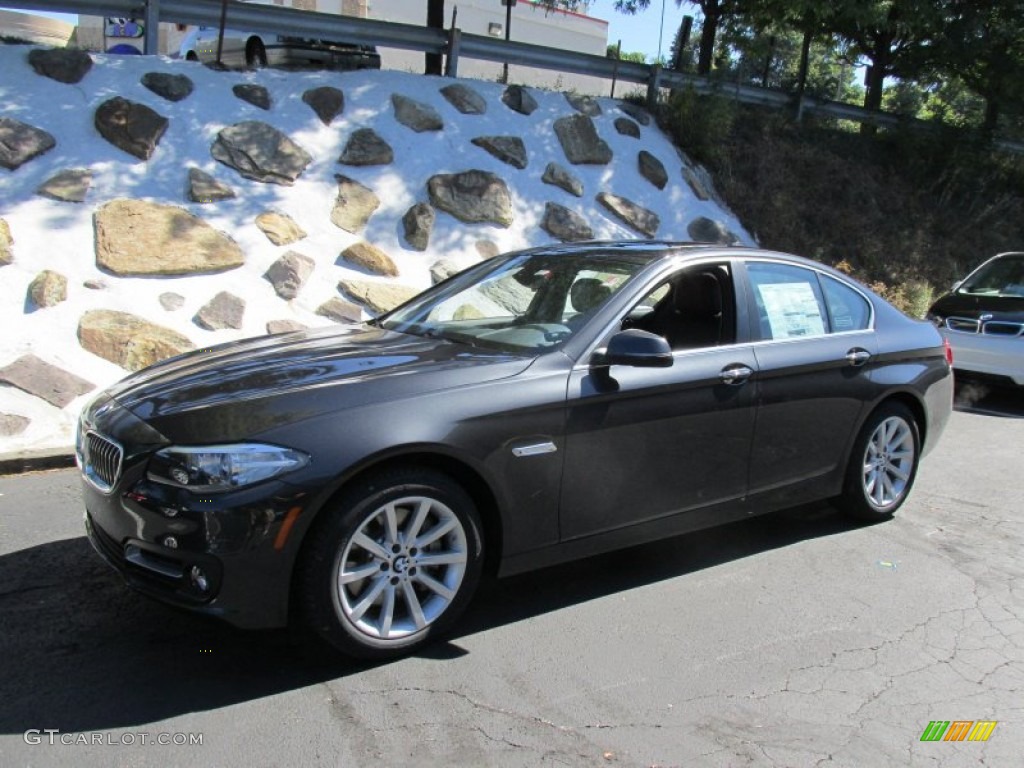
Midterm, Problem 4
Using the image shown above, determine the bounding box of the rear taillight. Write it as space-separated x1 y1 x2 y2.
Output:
943 338 954 367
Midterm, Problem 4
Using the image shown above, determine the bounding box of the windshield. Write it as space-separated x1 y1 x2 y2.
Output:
959 254 1024 298
379 250 649 353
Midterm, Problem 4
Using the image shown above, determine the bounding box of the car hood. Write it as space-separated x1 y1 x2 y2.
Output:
930 291 1024 319
105 325 531 433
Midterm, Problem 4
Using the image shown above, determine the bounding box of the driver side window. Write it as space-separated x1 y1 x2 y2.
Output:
625 264 735 350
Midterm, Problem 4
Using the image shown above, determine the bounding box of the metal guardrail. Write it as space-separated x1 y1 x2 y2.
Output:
4 0 1022 154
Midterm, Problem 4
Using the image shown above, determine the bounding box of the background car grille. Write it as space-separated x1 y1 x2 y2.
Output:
84 432 124 492
945 317 1024 336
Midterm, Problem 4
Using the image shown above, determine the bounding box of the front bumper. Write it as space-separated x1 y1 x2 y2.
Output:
941 329 1024 386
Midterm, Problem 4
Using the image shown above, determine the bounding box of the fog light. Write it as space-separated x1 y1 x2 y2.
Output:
190 566 209 592
163 535 178 549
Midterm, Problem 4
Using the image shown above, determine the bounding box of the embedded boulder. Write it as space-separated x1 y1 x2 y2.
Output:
0 354 94 408
476 240 500 259
330 175 380 234
265 251 314 300
402 203 435 251
159 292 185 311
471 136 527 169
267 319 308 334
430 258 461 284
94 199 245 276
542 162 583 197
338 128 393 166
316 297 361 323
501 85 538 116
541 202 593 242
27 270 67 308
427 170 513 227
339 279 419 314
302 86 344 125
211 121 312 186
614 117 640 138
341 241 398 277
78 311 195 372
36 168 92 202
27 48 92 84
596 192 660 238
94 97 169 161
0 219 14 266
565 92 601 117
618 101 651 126
0 414 29 436
441 83 486 114
187 168 236 203
554 114 612 165
233 84 272 110
141 72 194 102
392 94 443 132
255 211 306 245
688 217 740 245
195 291 245 330
639 150 668 190
0 117 56 170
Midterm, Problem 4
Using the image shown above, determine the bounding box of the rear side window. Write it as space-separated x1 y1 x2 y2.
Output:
747 263 828 340
821 275 872 332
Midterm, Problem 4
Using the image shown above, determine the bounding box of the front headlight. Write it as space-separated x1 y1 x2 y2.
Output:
147 443 309 492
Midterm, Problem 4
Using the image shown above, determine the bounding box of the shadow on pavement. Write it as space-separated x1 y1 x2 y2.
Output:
0 502 863 734
953 378 1024 418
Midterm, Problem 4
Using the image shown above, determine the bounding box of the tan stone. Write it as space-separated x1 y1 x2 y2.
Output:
341 241 398 277
255 211 306 246
338 280 419 314
78 310 195 371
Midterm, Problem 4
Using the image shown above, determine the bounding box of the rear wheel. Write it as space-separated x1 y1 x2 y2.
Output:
837 402 920 520
245 37 267 68
297 468 483 659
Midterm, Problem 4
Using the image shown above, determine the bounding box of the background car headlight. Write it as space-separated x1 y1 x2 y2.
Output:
147 444 309 492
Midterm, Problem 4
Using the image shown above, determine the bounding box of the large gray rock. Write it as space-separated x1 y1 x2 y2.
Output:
94 199 245 276
27 48 92 84
638 150 668 190
187 168 236 203
0 413 29 437
255 211 306 245
427 170 513 228
195 291 245 330
94 97 168 161
302 86 344 125
27 270 67 308
687 216 740 244
0 354 94 408
141 72 194 102
471 136 527 169
211 121 312 186
339 279 419 314
265 251 314 300
392 94 443 132
316 297 362 323
542 162 583 197
36 169 92 203
233 83 272 110
440 83 486 114
341 241 399 277
338 128 393 166
554 114 612 165
330 175 380 234
267 319 308 334
541 202 593 242
78 310 195 372
618 101 651 126
565 92 601 117
402 203 435 251
614 117 640 138
501 85 538 116
0 218 13 266
0 117 56 171
596 192 660 238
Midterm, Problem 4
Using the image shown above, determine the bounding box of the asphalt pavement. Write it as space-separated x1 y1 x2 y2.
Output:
0 390 1021 767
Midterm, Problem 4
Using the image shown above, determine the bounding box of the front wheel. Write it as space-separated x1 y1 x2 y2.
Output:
837 402 920 520
245 37 268 68
296 468 484 659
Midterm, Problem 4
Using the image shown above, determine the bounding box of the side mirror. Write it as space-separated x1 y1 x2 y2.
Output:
595 329 673 368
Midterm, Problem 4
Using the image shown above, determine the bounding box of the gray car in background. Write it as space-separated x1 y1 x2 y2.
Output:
177 24 380 70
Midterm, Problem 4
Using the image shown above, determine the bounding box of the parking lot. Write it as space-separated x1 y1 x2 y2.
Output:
0 389 1021 767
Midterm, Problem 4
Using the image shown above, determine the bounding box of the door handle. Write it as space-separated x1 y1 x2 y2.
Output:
720 364 753 385
846 348 871 367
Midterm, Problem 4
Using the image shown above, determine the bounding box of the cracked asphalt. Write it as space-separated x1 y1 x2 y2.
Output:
0 391 1021 767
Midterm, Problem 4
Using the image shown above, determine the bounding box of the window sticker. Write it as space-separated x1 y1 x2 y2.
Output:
758 282 825 339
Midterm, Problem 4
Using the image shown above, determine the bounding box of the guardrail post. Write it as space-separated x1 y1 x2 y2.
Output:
144 0 159 55
646 64 662 111
445 27 461 78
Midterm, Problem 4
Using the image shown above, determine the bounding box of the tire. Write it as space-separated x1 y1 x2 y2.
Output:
837 402 921 520
296 468 484 660
185 51 199 62
245 38 268 68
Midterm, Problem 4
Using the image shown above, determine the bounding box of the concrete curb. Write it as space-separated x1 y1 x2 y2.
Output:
0 448 76 476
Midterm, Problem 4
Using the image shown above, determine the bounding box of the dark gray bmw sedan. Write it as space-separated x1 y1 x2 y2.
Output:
78 242 953 658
